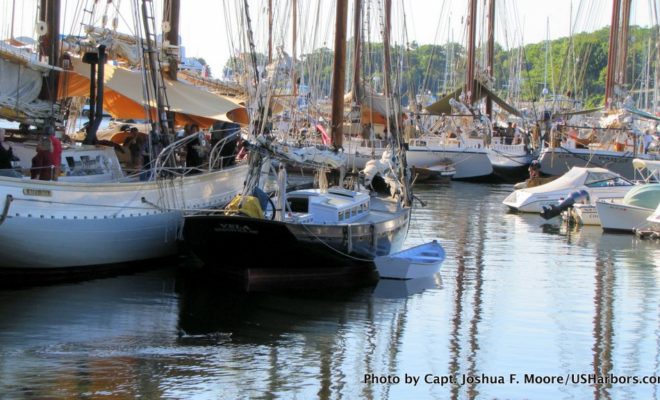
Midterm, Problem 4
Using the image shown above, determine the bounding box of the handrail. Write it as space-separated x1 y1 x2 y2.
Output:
207 131 240 171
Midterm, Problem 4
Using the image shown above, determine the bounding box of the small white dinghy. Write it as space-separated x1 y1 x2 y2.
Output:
375 240 445 280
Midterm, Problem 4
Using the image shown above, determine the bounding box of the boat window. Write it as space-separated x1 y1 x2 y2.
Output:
585 172 632 187
351 207 357 216
338 212 344 221
65 156 75 168
343 210 350 220
288 197 309 213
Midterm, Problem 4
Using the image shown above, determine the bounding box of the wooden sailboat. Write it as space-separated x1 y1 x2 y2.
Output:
538 0 659 180
183 0 412 288
0 0 247 272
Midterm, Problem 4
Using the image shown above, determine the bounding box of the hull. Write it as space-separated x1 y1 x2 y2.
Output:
407 148 493 179
595 199 654 232
571 204 601 226
0 163 248 269
487 144 534 169
346 141 492 179
183 206 411 283
539 148 659 180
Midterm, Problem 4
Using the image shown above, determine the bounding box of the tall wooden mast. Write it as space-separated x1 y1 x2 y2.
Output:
331 0 348 147
351 0 362 101
617 0 632 89
164 0 180 80
485 0 495 118
268 0 273 64
465 0 478 105
39 0 60 104
292 0 298 98
605 0 622 108
382 0 393 101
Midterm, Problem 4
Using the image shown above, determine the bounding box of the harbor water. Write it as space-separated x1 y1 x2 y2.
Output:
1 182 659 399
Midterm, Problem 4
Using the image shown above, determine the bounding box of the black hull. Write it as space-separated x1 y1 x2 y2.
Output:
183 211 410 288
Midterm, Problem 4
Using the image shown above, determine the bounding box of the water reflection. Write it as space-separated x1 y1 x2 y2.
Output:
1 183 659 399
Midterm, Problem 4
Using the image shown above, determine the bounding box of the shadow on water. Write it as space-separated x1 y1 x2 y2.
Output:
0 262 442 399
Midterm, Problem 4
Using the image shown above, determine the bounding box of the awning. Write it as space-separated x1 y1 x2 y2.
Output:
425 80 521 117
552 107 603 119
58 58 246 128
345 89 404 125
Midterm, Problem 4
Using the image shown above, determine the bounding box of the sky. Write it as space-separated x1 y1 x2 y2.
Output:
1 0 656 77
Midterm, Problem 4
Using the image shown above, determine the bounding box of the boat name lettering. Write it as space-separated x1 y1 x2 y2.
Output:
214 224 258 234
22 189 52 197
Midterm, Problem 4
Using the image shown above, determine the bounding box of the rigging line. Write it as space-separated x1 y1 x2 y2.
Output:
300 223 374 262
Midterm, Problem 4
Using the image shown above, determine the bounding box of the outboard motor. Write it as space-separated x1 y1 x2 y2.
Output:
540 190 590 220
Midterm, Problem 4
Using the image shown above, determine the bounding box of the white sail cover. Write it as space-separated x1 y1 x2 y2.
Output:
0 42 57 122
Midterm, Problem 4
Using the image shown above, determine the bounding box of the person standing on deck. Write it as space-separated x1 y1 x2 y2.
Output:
0 129 14 173
30 136 54 181
642 130 654 154
48 127 62 180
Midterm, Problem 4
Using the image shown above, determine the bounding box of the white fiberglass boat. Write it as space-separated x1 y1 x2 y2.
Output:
374 240 445 280
503 167 634 213
595 184 660 232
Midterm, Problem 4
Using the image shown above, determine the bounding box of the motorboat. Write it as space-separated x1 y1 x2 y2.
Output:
503 167 634 213
374 240 445 280
635 202 660 239
595 183 660 232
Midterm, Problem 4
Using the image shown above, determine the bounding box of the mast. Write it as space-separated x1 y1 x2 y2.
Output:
485 0 495 118
39 0 61 104
351 0 362 101
605 0 622 108
465 0 477 105
292 0 298 98
330 0 348 147
10 0 16 40
268 0 273 64
617 0 632 90
542 17 549 97
382 0 393 101
163 0 180 81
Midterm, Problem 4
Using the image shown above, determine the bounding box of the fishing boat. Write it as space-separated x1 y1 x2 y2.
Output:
374 240 445 280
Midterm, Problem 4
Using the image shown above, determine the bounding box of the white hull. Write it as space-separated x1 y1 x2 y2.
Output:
346 141 492 179
503 167 634 213
487 144 534 169
595 199 655 232
539 147 659 180
570 204 601 225
374 241 445 280
0 164 248 269
407 148 492 179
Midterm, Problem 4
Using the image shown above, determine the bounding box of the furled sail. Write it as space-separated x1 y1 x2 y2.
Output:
0 42 61 124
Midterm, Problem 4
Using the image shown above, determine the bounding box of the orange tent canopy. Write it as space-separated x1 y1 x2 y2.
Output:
59 58 247 128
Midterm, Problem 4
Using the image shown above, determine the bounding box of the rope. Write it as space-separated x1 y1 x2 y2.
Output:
300 223 373 262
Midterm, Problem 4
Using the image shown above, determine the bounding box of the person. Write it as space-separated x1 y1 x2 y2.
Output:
505 122 514 145
528 159 541 180
31 136 54 181
123 127 144 170
49 128 62 180
643 130 654 154
0 128 14 172
186 124 204 171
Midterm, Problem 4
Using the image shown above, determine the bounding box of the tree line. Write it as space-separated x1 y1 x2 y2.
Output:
224 25 657 109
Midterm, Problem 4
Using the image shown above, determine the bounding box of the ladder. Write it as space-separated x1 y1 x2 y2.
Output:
140 0 172 145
